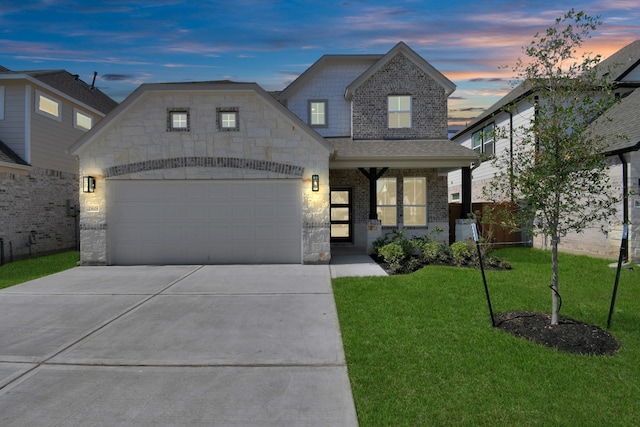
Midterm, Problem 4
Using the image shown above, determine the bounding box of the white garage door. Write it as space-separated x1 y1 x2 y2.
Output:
108 180 302 265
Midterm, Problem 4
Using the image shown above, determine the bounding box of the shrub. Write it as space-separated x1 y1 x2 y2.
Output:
377 243 406 272
451 241 476 267
420 241 450 264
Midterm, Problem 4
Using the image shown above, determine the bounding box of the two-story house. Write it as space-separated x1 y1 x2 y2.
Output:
448 39 640 260
0 67 117 261
70 42 477 265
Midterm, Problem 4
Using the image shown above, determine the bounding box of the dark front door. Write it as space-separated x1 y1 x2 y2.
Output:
330 188 352 242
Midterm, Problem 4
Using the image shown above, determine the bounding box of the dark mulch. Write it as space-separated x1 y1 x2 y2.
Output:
495 311 619 356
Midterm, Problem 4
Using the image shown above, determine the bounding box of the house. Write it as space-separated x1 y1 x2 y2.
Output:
448 39 640 260
70 42 477 265
0 67 117 261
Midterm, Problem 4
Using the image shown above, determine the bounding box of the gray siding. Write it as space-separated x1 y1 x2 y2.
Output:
30 86 87 174
0 82 27 159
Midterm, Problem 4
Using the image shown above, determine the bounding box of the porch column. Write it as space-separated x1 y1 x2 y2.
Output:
358 167 388 219
461 166 472 219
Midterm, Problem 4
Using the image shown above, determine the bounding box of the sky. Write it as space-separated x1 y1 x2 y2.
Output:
1 1 639 128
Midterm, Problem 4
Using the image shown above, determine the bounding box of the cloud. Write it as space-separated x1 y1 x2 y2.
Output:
101 73 134 81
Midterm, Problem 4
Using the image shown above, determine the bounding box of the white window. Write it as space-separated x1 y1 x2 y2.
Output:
376 177 397 226
217 107 239 131
36 90 61 121
388 95 411 128
74 109 93 131
0 86 4 120
403 177 427 226
309 100 327 127
472 122 495 157
167 108 189 132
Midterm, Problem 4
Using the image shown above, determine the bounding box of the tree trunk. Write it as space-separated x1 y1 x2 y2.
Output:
551 237 559 325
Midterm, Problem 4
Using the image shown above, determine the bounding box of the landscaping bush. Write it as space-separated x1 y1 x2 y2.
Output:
451 240 476 267
377 242 406 272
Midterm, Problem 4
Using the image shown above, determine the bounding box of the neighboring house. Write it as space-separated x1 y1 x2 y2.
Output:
70 42 477 265
0 67 117 261
448 39 640 260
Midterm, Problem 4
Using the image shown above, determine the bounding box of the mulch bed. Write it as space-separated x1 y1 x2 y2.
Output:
494 311 619 356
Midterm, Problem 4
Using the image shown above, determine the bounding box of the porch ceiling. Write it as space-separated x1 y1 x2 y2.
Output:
328 138 478 170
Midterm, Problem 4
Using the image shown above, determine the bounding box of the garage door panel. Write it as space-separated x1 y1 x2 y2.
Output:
108 180 301 265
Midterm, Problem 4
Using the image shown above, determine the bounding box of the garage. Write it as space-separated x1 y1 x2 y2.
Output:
107 179 302 265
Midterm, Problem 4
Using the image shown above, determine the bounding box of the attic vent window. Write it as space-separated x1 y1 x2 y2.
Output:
388 95 412 128
167 108 190 132
36 91 61 121
217 107 239 131
74 109 93 131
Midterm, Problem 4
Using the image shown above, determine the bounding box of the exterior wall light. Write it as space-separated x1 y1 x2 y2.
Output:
83 176 96 193
312 174 319 192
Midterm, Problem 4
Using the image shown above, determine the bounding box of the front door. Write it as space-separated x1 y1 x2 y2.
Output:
330 188 352 242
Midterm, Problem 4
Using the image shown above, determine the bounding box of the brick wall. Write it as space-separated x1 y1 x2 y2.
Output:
329 168 449 248
351 53 448 140
0 167 79 261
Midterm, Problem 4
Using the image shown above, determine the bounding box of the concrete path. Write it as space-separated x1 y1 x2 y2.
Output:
0 264 360 426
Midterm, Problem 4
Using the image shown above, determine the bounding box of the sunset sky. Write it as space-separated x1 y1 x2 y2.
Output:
1 0 638 127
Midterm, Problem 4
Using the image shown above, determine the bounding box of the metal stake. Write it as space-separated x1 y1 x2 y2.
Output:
472 223 495 327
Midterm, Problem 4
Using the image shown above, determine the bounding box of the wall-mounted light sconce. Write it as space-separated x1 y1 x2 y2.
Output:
312 174 319 192
83 176 96 193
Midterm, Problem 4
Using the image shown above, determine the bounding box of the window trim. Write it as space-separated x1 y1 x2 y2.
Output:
308 99 328 128
471 122 495 157
402 177 428 226
167 108 190 132
35 90 61 122
376 177 398 226
73 108 93 131
217 107 239 131
388 95 412 129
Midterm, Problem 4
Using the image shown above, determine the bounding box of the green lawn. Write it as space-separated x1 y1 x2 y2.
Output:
333 247 640 426
0 251 79 289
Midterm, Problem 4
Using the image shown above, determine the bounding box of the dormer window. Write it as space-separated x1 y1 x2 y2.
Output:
308 100 327 127
388 95 411 128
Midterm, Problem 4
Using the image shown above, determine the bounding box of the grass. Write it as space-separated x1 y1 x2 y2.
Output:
333 247 640 426
0 251 79 289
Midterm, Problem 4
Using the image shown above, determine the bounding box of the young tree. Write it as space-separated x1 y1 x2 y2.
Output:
486 10 619 325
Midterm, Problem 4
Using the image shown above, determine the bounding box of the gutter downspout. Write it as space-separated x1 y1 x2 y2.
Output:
509 111 514 202
618 153 629 261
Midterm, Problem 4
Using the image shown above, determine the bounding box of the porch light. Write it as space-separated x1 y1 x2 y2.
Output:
312 174 319 192
83 176 96 193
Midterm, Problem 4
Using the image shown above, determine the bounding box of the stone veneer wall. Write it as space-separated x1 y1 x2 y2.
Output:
0 167 79 261
351 53 448 140
330 168 449 249
78 90 330 265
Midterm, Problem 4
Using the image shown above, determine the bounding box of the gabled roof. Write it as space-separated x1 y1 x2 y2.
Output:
0 68 117 114
277 54 382 101
452 82 532 141
592 89 640 155
345 42 456 99
453 40 640 142
69 80 333 156
0 139 30 168
596 39 640 82
329 138 477 170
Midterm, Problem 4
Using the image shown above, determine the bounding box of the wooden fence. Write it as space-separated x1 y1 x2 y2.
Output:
448 202 523 246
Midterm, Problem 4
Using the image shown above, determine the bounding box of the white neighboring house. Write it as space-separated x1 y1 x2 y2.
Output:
448 39 640 261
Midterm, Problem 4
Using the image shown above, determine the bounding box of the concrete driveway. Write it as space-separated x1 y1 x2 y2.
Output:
0 264 360 426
